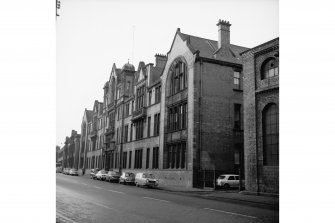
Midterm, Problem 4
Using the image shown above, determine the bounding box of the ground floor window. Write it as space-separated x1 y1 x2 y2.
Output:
165 142 186 169
152 147 159 169
134 149 143 169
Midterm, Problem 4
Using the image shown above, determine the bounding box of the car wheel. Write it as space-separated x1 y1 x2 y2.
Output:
223 184 230 190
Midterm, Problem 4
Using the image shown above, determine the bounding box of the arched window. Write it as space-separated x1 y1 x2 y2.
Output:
261 58 279 80
170 61 187 95
262 103 279 166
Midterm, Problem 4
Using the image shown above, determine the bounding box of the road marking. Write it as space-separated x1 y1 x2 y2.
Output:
56 212 78 223
93 186 103 189
143 197 170 203
203 208 257 219
90 201 116 210
108 189 125 194
82 183 88 186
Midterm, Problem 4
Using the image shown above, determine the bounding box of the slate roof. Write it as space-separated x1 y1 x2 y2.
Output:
179 32 249 63
86 110 93 122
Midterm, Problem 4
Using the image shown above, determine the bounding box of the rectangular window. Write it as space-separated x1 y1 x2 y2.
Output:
134 149 143 169
123 152 127 169
147 116 151 137
136 86 145 110
146 148 150 169
148 90 152 106
124 125 128 143
130 124 133 141
165 142 186 169
234 104 242 130
128 151 132 169
154 113 160 136
155 86 161 103
134 119 144 140
152 147 159 169
234 71 241 89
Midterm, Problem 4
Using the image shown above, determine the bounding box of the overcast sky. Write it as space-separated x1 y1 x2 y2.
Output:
56 0 278 146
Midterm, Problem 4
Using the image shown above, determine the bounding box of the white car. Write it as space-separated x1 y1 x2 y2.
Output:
69 169 78 176
95 170 107 180
216 174 243 189
135 172 158 188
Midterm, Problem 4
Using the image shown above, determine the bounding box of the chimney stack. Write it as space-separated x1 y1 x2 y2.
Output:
217 19 231 49
155 53 167 68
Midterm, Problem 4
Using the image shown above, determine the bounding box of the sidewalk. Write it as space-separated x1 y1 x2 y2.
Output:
158 185 279 209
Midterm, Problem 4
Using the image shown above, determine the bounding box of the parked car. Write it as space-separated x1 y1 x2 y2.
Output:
63 168 70 175
119 172 135 185
95 170 107 181
216 174 244 189
90 168 100 179
56 167 62 173
106 171 121 183
69 169 79 176
135 172 159 188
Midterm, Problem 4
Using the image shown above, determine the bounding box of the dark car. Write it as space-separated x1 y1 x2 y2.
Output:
90 168 100 179
119 172 135 185
106 171 121 183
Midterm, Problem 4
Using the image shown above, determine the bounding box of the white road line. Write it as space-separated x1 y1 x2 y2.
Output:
90 201 116 210
56 212 78 223
203 208 257 219
108 189 125 194
93 186 103 189
143 197 170 203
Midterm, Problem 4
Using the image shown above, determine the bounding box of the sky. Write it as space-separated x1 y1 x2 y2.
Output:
56 0 279 146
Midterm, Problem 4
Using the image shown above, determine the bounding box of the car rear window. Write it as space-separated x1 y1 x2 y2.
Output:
228 176 235 180
235 176 239 180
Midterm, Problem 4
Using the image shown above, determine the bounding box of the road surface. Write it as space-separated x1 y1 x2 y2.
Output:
56 173 278 223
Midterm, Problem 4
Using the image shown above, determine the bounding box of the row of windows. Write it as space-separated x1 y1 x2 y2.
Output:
148 85 161 106
166 142 187 169
168 103 187 132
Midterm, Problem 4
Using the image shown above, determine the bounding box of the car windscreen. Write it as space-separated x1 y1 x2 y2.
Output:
143 173 154 179
125 173 134 177
218 175 226 179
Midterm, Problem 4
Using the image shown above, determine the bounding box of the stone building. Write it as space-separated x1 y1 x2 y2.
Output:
241 38 279 194
157 20 247 187
79 109 93 171
62 130 80 169
85 101 104 170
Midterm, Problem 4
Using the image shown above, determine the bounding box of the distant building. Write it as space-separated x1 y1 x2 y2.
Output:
63 130 80 169
241 38 279 194
79 109 93 171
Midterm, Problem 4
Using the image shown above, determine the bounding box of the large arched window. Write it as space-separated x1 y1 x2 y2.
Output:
262 103 279 166
261 58 279 80
170 61 187 95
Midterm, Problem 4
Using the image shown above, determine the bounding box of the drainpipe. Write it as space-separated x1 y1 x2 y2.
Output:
253 57 260 195
199 55 203 188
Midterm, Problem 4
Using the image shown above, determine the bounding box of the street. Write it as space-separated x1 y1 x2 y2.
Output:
56 174 278 223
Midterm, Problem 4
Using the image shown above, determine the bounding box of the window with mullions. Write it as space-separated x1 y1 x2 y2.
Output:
166 142 186 169
134 149 143 169
234 71 241 89
136 86 145 110
171 62 187 95
168 103 187 132
263 103 279 166
261 58 279 80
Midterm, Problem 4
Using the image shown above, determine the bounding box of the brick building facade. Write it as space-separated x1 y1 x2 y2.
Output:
59 20 279 191
241 38 279 194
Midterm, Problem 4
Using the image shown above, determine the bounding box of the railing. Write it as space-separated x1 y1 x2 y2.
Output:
132 107 147 120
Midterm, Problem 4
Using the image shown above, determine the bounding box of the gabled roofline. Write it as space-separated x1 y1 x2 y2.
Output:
240 37 279 55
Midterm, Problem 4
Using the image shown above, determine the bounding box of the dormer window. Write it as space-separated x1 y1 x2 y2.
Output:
261 58 279 80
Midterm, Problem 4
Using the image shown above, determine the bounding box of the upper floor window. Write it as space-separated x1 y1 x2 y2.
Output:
261 58 279 80
263 103 279 166
234 71 241 89
155 86 161 103
136 85 145 110
148 90 152 106
171 62 187 95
